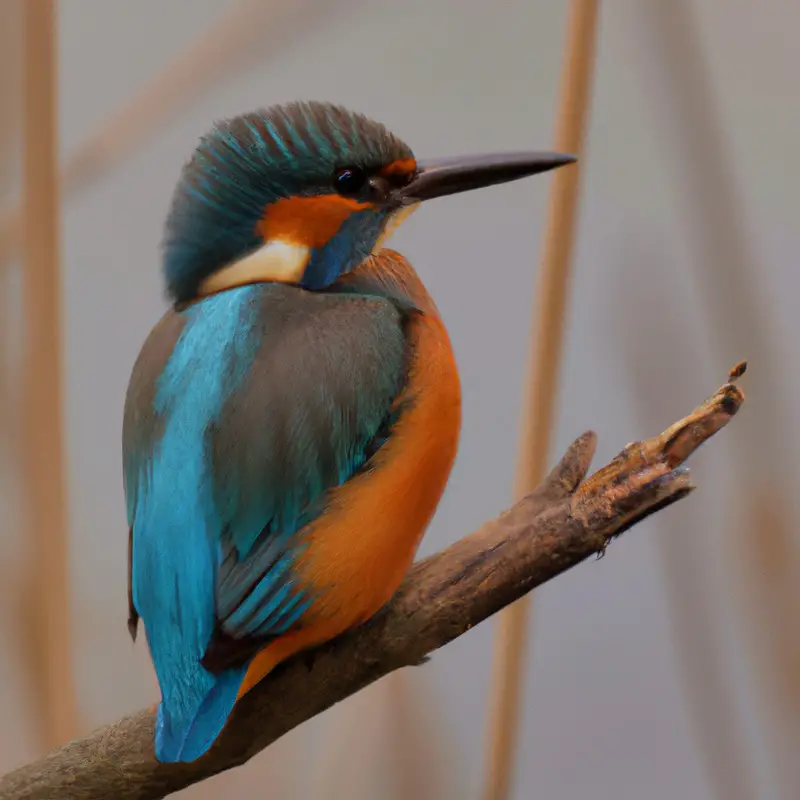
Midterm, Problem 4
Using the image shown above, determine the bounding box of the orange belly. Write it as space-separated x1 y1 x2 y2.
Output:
238 258 461 697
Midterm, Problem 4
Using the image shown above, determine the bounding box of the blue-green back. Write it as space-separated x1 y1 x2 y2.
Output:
123 281 409 761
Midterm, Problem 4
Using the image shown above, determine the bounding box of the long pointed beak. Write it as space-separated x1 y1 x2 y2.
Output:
394 151 576 205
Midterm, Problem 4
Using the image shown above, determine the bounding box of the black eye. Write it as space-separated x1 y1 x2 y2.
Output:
334 167 367 196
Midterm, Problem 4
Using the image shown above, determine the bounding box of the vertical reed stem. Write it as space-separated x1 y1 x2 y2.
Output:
482 3 599 798
22 0 77 750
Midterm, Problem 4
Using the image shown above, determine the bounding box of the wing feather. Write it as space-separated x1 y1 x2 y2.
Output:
124 281 410 745
208 285 409 649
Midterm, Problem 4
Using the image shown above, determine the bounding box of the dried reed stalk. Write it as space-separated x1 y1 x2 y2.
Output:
0 0 352 269
21 0 78 750
482 3 599 798
641 1 799 795
0 0 22 448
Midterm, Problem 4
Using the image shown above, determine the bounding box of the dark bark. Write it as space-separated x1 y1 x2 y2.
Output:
0 366 746 800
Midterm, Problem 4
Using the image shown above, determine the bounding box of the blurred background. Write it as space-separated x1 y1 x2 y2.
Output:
0 1 797 798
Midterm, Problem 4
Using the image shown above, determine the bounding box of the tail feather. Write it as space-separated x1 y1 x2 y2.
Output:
154 666 248 763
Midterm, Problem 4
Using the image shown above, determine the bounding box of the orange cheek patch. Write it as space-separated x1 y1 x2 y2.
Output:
257 195 373 249
380 158 417 180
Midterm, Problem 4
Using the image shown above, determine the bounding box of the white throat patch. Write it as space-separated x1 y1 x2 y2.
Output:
197 240 311 295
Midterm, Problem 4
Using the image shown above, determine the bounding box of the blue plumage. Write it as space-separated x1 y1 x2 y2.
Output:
123 95 574 766
125 101 425 763
126 286 261 761
302 207 392 290
124 280 411 762
125 98 572 765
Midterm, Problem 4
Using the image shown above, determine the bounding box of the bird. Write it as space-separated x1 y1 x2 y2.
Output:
122 100 574 763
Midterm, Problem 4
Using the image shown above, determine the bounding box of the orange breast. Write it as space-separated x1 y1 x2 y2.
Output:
298 307 461 624
237 253 461 696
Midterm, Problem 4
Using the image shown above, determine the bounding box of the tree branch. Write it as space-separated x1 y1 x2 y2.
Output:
0 364 747 800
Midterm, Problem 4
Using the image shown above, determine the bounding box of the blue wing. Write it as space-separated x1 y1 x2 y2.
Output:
123 281 409 762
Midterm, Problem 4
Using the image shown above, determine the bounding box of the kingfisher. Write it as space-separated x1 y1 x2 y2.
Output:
123 100 574 763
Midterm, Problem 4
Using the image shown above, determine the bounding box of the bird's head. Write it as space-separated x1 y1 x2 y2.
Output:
162 101 574 304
